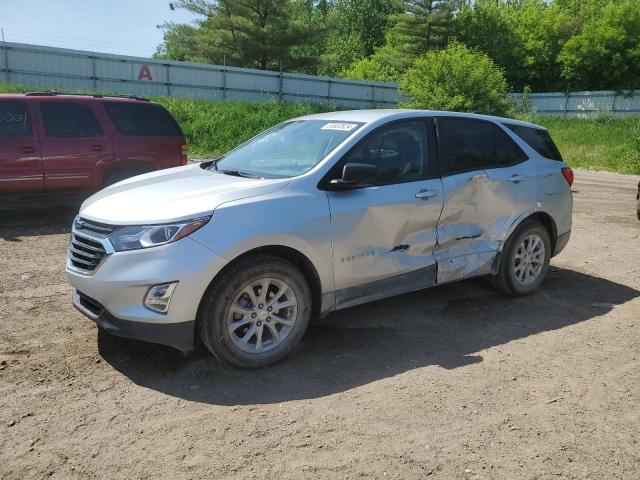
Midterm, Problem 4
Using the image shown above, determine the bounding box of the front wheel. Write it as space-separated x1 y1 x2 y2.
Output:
198 254 312 368
493 221 551 296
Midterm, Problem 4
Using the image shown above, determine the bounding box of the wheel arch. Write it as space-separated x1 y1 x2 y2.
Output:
504 211 558 256
99 160 155 187
197 245 324 323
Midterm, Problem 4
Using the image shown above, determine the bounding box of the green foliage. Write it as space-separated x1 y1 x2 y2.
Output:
318 32 366 77
516 86 534 115
389 0 460 56
559 1 640 90
341 55 400 82
317 0 396 76
453 0 571 92
399 42 514 116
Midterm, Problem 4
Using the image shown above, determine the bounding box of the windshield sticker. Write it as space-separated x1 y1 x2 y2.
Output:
321 122 358 131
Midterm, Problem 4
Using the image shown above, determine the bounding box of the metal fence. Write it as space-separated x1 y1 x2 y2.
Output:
512 91 640 118
0 42 400 108
1 42 639 117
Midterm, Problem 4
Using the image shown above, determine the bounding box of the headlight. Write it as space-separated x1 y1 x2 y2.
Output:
109 216 210 252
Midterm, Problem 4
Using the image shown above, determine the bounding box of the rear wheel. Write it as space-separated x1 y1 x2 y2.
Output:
494 221 551 296
102 166 152 188
198 254 312 368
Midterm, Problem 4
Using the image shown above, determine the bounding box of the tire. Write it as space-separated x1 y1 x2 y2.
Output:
493 220 551 296
198 254 312 368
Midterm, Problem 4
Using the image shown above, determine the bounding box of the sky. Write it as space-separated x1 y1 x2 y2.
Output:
1 0 201 58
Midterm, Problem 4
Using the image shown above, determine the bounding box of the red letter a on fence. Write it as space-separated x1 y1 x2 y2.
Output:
138 65 153 80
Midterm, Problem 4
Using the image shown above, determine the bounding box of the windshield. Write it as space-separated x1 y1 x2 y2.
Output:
209 120 364 178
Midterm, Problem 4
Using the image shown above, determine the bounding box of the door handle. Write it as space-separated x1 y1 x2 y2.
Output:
91 145 103 151
415 189 439 200
20 146 36 154
509 174 525 183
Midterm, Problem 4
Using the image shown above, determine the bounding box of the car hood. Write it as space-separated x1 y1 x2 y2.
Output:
80 164 289 225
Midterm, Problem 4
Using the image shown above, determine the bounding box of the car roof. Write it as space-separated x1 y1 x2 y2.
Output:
296 109 546 130
0 93 150 103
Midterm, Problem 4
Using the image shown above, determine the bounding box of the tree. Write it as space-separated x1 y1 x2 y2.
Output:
559 1 640 91
156 0 321 71
399 41 513 116
453 0 572 92
389 0 461 57
317 0 397 76
341 55 401 82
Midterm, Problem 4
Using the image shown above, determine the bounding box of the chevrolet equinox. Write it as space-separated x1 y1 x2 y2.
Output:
66 110 573 368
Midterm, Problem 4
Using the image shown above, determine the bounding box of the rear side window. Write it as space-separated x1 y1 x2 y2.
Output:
104 102 181 136
438 118 528 174
496 128 528 166
507 124 563 161
0 100 32 137
41 102 103 138
438 118 496 174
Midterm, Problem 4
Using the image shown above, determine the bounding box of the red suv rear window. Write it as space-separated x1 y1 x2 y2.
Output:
104 102 182 136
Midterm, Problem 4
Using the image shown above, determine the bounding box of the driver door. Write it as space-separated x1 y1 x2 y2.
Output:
325 118 444 309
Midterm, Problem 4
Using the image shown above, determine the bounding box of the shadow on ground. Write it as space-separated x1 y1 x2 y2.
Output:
0 205 78 241
98 266 639 405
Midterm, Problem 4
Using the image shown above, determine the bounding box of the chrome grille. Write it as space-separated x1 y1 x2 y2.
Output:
73 217 117 238
68 234 107 272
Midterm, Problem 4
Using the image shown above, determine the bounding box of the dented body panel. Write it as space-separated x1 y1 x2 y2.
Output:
327 178 444 302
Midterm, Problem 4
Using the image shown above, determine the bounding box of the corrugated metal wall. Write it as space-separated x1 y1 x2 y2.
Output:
513 91 640 118
0 42 401 108
1 42 638 116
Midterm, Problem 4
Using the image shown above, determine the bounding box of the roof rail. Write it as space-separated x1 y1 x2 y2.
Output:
24 91 150 101
25 91 60 96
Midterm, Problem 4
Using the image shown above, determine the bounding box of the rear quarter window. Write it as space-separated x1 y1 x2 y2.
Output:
506 124 563 161
104 102 182 136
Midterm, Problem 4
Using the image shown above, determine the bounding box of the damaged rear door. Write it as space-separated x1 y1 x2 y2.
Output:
434 117 533 283
326 118 443 309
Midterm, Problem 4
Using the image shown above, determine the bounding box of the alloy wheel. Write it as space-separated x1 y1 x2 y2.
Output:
226 277 298 354
513 234 546 286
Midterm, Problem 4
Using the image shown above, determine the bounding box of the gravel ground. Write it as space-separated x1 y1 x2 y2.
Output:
1 169 639 480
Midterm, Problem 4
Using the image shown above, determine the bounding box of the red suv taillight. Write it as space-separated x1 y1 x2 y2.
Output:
561 167 574 186
180 144 188 166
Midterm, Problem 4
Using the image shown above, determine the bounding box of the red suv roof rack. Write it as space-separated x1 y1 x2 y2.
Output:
24 91 150 102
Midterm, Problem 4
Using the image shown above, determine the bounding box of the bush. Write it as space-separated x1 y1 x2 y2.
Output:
341 56 400 83
399 42 514 116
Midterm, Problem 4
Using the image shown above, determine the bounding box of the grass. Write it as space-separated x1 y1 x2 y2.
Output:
2 82 639 175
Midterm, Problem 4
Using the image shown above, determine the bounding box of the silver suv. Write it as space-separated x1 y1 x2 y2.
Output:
66 110 573 368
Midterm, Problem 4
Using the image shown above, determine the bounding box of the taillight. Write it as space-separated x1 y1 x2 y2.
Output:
180 144 188 166
561 167 574 186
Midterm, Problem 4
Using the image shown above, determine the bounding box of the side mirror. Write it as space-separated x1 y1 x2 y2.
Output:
328 163 377 190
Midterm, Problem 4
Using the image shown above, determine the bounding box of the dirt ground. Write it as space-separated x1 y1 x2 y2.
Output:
1 169 639 480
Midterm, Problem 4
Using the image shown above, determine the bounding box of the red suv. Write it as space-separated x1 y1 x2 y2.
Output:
0 93 187 198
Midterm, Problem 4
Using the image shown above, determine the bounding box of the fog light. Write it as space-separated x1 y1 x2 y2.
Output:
144 282 178 313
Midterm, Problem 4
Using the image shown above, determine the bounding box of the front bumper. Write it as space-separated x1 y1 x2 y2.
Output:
66 234 228 351
73 290 195 352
